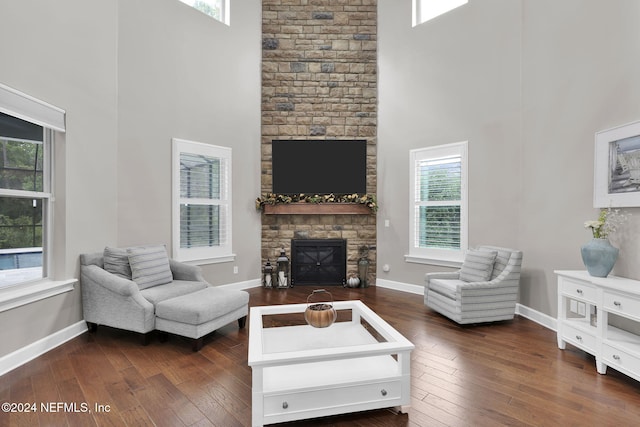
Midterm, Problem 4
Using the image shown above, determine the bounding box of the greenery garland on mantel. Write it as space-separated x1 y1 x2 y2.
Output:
255 193 378 213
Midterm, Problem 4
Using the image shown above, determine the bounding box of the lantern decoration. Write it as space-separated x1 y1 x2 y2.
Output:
276 247 290 288
263 259 274 288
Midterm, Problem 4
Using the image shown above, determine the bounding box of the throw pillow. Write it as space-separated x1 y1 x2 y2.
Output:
127 245 173 289
103 246 132 280
459 249 498 282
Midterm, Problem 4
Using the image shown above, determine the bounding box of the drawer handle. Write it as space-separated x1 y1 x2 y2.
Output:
282 401 288 409
576 289 583 295
381 389 387 396
614 301 621 307
613 354 621 361
575 335 582 341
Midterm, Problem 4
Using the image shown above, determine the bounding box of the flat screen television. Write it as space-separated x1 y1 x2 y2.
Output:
272 139 367 195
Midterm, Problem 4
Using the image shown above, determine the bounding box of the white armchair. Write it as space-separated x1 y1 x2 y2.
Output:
424 246 523 324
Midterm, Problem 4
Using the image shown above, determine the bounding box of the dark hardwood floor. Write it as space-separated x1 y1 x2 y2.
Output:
2 285 640 426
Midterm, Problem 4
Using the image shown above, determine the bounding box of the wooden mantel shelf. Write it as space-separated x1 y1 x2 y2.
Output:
263 203 372 215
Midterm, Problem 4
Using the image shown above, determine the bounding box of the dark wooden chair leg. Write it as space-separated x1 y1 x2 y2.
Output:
86 322 98 333
141 332 152 346
192 337 204 352
238 315 247 329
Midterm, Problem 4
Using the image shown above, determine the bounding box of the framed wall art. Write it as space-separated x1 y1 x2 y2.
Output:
594 120 640 207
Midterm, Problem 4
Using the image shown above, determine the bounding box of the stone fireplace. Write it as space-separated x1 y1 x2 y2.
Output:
261 0 378 284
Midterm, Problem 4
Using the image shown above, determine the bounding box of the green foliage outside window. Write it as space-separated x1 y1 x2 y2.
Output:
0 138 44 251
418 159 461 250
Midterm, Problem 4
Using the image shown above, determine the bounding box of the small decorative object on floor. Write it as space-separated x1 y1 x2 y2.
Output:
582 208 630 277
358 245 370 287
346 275 360 288
304 289 337 328
276 247 290 288
262 259 274 288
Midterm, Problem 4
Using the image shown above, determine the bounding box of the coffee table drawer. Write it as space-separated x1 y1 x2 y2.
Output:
263 380 402 417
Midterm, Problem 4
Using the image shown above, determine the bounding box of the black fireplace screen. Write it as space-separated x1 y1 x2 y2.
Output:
291 239 346 286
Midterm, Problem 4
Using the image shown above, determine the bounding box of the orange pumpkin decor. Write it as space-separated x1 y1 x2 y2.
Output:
304 289 337 328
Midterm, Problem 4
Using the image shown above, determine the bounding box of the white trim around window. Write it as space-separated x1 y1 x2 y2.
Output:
172 138 234 264
407 141 468 266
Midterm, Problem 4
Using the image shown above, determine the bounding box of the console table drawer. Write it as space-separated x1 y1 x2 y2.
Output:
561 324 596 353
602 344 640 373
263 380 402 417
603 292 640 318
559 278 597 302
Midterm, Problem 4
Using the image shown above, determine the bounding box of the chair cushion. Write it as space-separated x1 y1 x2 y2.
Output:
139 280 209 305
128 245 173 289
459 249 497 282
103 246 132 280
428 278 463 300
155 288 250 325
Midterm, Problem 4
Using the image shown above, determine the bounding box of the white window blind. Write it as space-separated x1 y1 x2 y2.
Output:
408 142 467 265
172 139 232 263
415 155 462 250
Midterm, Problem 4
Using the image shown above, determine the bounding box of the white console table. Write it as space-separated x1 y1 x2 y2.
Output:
556 270 640 382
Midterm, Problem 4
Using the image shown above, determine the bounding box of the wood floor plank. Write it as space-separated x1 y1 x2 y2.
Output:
4 286 640 426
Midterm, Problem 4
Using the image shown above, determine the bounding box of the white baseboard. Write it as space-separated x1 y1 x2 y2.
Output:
376 279 424 295
516 303 557 331
218 278 262 291
0 320 87 377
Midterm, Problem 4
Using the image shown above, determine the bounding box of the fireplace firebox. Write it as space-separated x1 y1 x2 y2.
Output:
291 239 347 286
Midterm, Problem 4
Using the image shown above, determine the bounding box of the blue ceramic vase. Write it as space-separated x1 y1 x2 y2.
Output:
581 238 619 277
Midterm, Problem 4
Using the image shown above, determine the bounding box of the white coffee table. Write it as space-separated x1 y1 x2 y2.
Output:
248 300 414 427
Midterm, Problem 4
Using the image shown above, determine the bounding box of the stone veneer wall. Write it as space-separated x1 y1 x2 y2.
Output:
261 0 378 285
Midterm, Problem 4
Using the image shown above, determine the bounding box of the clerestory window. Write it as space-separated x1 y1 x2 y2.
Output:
413 0 468 26
178 0 229 25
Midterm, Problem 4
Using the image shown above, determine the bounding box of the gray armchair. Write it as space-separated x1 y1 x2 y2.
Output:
80 249 209 344
424 245 523 324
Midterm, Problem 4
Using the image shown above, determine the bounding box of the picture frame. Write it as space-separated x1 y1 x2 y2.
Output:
594 120 640 207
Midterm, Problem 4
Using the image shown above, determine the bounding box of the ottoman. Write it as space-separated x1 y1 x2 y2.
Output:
155 287 249 351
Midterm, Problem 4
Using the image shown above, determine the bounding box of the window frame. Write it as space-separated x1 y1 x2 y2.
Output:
172 138 234 264
0 83 74 312
407 141 468 267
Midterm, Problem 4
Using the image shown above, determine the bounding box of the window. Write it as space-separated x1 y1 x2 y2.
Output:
172 139 233 263
178 0 229 25
408 142 468 266
413 0 468 26
0 83 64 290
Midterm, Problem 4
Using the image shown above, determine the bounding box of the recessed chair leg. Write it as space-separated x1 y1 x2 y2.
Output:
192 337 204 352
238 316 247 329
141 332 152 346
86 322 98 333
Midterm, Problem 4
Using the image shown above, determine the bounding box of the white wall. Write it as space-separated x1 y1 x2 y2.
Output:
377 0 522 284
0 0 262 359
0 0 119 356
116 0 262 285
378 0 640 317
